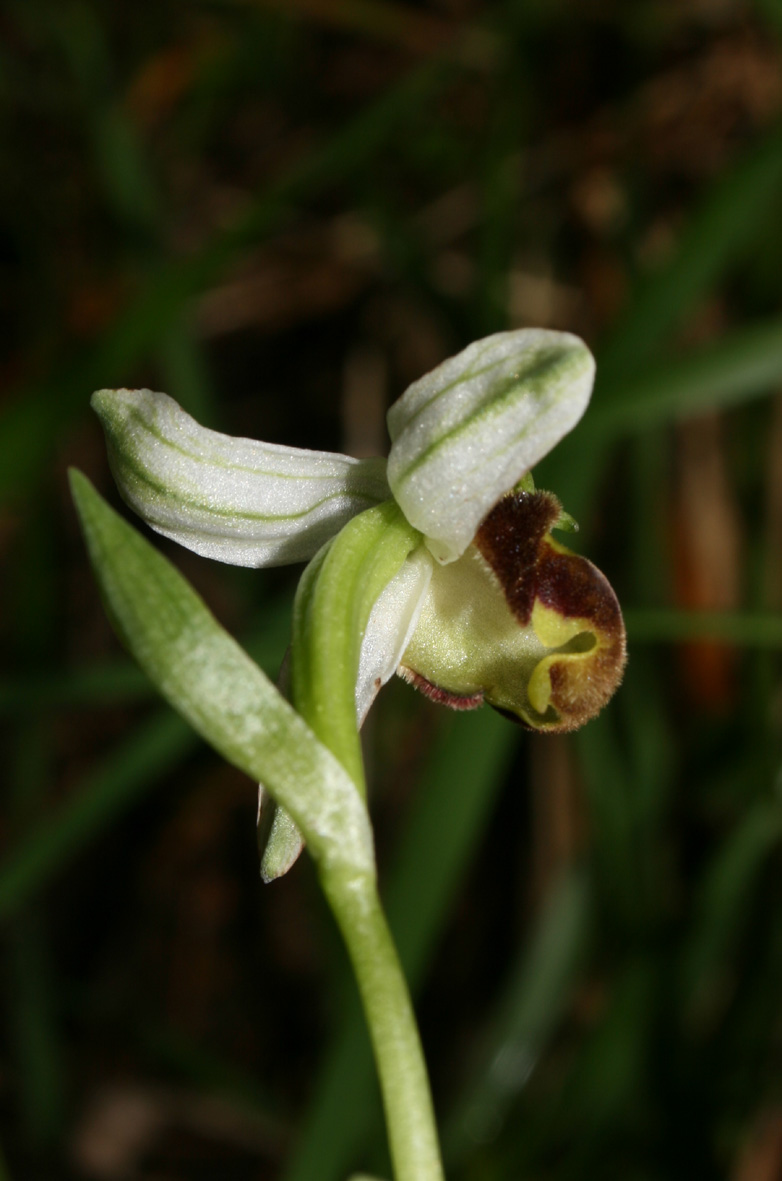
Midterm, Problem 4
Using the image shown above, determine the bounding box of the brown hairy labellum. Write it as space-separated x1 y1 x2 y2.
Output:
476 491 626 731
400 490 626 733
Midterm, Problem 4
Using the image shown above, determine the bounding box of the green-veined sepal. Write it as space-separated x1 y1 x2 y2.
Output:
92 388 390 568
386 330 595 563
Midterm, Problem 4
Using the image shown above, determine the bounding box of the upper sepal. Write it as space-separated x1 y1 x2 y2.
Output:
386 330 595 563
92 388 390 568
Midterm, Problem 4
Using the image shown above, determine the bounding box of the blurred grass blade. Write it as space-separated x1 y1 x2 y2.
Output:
0 662 152 713
681 800 782 1018
0 598 290 714
8 721 64 1146
442 868 590 1163
594 316 782 434
157 316 217 423
284 708 516 1181
575 712 641 929
0 709 195 922
69 470 373 877
598 121 782 382
543 315 782 520
9 914 63 1146
258 0 497 66
385 711 515 975
555 959 655 1130
0 602 289 914
753 0 782 37
626 607 782 647
541 116 782 515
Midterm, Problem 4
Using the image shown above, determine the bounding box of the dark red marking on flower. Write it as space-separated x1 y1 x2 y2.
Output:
475 491 561 624
397 665 484 711
476 491 626 731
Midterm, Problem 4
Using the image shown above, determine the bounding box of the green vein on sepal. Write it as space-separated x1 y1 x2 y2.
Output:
92 388 390 567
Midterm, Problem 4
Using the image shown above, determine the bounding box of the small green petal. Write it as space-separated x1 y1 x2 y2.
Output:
386 330 594 563
291 501 424 793
260 535 431 882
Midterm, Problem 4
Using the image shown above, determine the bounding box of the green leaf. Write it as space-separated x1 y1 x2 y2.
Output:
69 470 374 880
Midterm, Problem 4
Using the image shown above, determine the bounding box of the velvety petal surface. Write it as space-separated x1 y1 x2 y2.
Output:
386 330 595 563
92 388 390 567
355 547 433 724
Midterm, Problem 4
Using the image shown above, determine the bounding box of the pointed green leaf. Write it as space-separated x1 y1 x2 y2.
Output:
69 470 374 879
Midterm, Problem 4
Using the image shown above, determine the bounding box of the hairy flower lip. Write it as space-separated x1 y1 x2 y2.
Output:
396 666 484 711
398 491 626 733
475 491 627 731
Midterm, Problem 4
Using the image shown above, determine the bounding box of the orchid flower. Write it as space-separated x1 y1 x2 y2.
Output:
77 328 626 1181
92 329 625 746
91 330 625 878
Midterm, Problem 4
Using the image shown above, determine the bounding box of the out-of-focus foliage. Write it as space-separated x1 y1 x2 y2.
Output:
1 1 782 1178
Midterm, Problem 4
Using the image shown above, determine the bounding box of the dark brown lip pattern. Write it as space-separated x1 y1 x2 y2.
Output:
475 490 627 731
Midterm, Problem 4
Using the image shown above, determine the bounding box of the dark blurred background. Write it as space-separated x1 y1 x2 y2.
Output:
2 1 782 1178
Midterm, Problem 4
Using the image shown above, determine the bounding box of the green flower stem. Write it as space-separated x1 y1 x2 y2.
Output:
292 500 444 1179
321 868 445 1181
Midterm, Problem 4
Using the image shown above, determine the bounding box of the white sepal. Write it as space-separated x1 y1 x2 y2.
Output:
355 548 433 725
386 330 595 563
92 388 390 568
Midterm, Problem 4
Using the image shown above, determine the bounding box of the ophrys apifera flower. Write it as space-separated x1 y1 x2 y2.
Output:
92 329 625 741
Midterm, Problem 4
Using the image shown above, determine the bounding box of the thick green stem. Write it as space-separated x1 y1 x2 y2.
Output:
291 500 443 1177
322 869 445 1181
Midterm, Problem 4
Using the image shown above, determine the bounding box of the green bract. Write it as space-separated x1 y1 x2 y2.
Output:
69 469 375 881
